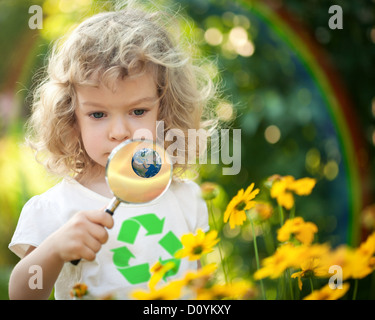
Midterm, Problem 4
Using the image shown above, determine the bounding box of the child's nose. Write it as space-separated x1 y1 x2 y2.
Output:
109 117 131 141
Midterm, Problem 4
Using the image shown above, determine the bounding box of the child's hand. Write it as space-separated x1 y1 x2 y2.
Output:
50 210 114 263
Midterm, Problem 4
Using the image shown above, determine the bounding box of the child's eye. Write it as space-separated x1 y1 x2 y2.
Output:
133 109 146 116
90 112 105 119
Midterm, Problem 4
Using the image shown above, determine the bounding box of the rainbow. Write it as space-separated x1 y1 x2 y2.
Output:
238 0 368 245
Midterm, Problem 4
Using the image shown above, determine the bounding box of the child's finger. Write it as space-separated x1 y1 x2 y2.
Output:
86 209 114 229
88 222 109 244
79 246 97 262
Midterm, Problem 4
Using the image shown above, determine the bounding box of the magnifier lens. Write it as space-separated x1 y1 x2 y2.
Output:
106 139 172 204
131 148 162 178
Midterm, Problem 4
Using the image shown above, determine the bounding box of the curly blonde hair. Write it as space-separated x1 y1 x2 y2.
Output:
26 7 219 179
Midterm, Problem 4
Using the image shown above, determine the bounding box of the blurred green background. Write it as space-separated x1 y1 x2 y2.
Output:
0 0 374 299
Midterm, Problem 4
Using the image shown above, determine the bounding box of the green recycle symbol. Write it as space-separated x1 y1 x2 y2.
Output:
111 213 183 285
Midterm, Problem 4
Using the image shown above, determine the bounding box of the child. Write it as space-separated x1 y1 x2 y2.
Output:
8 6 218 299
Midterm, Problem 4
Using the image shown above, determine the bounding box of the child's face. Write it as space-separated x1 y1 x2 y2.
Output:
75 72 159 169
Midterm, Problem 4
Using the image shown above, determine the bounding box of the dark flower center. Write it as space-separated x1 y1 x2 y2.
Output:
193 245 203 255
236 201 246 211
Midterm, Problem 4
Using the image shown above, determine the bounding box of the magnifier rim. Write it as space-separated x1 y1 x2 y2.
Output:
105 139 173 205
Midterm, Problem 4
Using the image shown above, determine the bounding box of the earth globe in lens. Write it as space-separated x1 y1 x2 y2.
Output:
131 148 162 178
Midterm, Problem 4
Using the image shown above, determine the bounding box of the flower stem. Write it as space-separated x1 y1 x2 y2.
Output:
261 223 275 255
352 279 359 300
290 205 295 219
370 269 375 299
277 274 285 299
207 200 229 284
287 269 294 300
249 216 266 300
278 204 284 227
309 278 314 293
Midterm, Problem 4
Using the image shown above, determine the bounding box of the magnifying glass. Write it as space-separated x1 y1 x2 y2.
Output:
71 139 172 265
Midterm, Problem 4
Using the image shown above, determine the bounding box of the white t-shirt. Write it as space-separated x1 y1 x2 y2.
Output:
9 178 208 299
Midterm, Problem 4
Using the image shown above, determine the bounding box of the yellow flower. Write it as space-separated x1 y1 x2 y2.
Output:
358 231 375 257
348 252 375 279
303 283 350 300
182 263 217 289
196 280 255 300
321 233 375 280
223 183 260 229
131 279 184 300
249 202 274 221
200 182 220 200
175 229 219 261
319 245 351 280
270 175 316 210
254 243 330 280
289 177 317 195
277 217 318 245
291 258 330 290
254 243 306 279
70 283 88 298
149 261 177 290
345 232 375 279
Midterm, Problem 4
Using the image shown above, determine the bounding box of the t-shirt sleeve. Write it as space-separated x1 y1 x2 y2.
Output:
191 181 210 232
171 179 209 234
8 195 62 259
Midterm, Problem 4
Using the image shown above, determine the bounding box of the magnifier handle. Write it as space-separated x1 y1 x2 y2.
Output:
70 197 121 266
71 259 80 265
105 197 121 216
